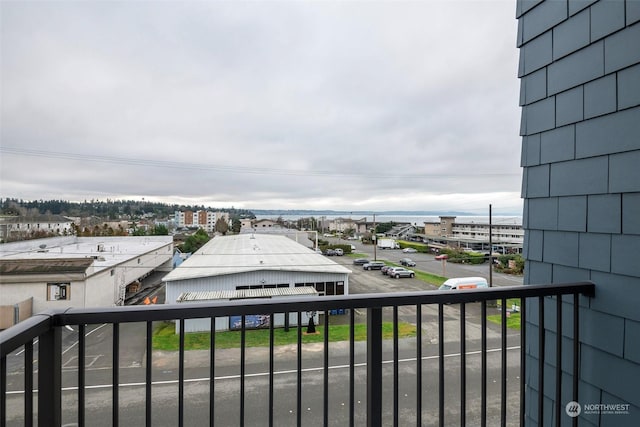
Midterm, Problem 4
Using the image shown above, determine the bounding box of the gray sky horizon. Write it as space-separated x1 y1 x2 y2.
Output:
1 1 523 215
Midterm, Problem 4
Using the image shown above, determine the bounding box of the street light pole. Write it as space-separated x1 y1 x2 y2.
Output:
489 204 493 287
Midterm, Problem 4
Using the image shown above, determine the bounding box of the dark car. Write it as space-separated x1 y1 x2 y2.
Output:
325 249 336 256
400 258 416 267
363 261 386 270
353 258 370 265
381 265 393 275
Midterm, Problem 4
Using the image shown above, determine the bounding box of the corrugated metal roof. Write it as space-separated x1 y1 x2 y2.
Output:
163 234 351 282
177 286 318 302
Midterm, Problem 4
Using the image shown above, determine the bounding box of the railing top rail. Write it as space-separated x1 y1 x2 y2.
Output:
0 311 54 358
1 281 594 357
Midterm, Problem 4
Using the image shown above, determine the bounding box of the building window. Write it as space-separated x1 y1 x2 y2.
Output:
47 283 70 300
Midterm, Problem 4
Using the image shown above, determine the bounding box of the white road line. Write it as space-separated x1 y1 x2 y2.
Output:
62 323 109 355
6 345 520 395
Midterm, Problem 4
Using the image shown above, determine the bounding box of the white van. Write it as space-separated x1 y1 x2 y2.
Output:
438 277 489 291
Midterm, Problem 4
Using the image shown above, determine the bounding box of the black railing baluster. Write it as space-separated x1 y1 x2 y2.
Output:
520 298 527 427
297 312 302 427
1 353 5 427
501 298 507 426
349 308 355 427
179 320 185 427
78 324 85 427
367 307 382 427
555 295 562 427
145 322 152 427
210 317 215 427
393 306 399 427
572 293 579 427
38 326 61 427
324 311 329 427
416 304 422 427
240 316 246 427
269 314 274 427
112 323 119 427
438 303 444 427
460 303 466 427
25 341 33 427
481 301 487 427
538 296 545 426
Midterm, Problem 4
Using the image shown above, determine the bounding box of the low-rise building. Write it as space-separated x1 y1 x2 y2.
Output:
0 215 74 242
0 235 173 327
163 233 351 331
422 216 523 253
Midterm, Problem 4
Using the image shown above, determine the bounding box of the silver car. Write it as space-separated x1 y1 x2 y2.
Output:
386 267 415 279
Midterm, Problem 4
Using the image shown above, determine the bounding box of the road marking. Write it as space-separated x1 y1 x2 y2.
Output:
6 345 520 395
12 323 108 357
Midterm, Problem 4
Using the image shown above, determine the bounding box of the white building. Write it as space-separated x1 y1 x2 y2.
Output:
163 233 351 332
174 210 230 233
0 236 173 325
0 215 74 242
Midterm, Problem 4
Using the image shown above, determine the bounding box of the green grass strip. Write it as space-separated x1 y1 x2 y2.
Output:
487 312 521 330
153 321 416 351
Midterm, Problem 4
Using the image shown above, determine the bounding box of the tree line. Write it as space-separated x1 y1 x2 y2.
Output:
0 198 255 220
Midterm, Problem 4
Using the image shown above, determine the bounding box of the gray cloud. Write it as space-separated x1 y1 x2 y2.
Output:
1 1 523 214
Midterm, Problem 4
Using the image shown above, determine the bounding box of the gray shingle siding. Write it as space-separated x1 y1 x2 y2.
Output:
518 1 640 425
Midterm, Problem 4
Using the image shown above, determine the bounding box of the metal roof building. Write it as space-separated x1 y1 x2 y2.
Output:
163 233 351 332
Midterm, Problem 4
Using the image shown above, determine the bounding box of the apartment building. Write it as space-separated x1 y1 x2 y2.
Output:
0 215 73 242
174 210 230 233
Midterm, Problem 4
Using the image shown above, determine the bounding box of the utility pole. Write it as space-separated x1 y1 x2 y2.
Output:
373 213 377 261
489 204 493 287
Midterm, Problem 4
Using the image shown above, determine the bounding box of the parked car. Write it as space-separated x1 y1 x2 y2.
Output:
381 265 393 275
334 248 344 256
387 267 415 278
400 258 416 267
402 247 418 253
353 258 370 265
363 261 386 270
324 249 336 256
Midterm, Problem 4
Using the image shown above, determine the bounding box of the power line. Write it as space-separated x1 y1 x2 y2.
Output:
0 146 520 180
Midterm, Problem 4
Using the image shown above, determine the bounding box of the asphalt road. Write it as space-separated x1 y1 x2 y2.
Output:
4 241 523 426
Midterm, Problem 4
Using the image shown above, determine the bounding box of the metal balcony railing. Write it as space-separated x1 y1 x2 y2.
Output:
1 282 595 427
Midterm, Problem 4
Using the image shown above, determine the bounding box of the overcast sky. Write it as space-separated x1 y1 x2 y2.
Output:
1 0 523 214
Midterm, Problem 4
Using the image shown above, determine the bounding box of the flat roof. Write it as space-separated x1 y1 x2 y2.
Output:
0 236 173 274
163 234 351 282
177 286 318 302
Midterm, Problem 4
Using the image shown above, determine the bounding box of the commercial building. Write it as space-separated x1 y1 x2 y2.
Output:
422 216 523 253
0 235 173 328
163 233 351 331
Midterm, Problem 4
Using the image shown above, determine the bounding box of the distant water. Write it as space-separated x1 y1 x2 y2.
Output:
256 214 522 226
